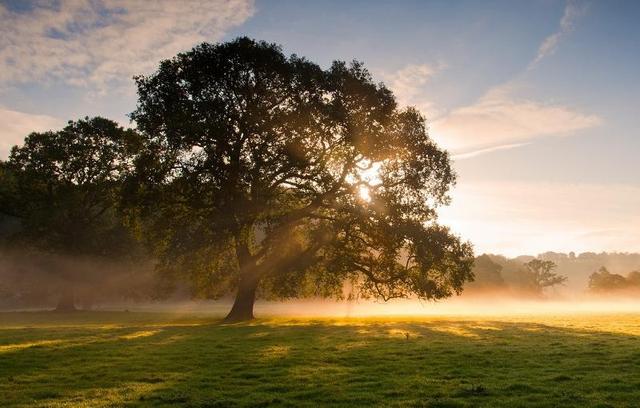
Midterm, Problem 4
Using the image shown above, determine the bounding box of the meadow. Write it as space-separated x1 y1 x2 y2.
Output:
1 311 640 407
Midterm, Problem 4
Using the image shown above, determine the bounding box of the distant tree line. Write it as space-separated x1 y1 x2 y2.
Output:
467 252 640 295
465 255 567 295
589 267 640 293
537 252 640 293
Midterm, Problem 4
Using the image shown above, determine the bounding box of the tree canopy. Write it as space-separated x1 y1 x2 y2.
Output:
1 117 141 310
523 259 566 293
129 37 473 321
466 254 505 290
589 267 640 293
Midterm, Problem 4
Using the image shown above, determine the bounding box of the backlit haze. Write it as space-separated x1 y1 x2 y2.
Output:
1 0 639 257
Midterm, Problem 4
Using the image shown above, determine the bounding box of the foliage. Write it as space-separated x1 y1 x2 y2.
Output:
523 259 567 292
589 266 640 292
2 117 141 257
466 254 505 290
467 256 571 295
0 117 144 307
484 255 536 292
128 37 473 316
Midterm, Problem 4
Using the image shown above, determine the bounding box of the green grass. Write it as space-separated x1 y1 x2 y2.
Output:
1 312 640 407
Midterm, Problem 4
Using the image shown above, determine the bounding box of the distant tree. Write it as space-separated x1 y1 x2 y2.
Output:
128 37 473 322
627 271 640 286
1 117 141 311
524 259 567 293
538 251 569 262
488 255 535 292
467 254 505 289
588 267 640 292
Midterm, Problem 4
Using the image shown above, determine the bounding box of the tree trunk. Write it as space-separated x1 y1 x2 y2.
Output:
55 287 77 312
223 275 258 323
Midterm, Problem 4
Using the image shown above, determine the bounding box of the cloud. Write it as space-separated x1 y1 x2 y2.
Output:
439 181 640 258
531 0 587 67
0 107 64 159
451 142 531 160
0 0 255 93
382 63 443 116
430 84 601 154
429 1 594 157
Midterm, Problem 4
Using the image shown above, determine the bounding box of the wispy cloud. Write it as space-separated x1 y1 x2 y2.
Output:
0 107 64 159
428 1 594 158
0 0 255 93
382 63 444 116
430 84 601 153
452 142 531 160
530 0 587 67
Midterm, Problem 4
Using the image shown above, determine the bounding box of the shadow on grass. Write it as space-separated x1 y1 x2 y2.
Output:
1 312 640 407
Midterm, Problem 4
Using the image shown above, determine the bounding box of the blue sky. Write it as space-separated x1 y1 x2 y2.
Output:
0 0 638 256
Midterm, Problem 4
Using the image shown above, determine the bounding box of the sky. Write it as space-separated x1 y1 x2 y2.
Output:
0 0 638 257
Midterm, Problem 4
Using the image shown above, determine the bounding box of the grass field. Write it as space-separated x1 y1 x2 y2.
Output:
1 311 640 407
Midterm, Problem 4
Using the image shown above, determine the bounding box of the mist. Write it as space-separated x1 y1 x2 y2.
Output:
248 295 640 318
2 246 638 317
0 247 156 311
28 292 639 319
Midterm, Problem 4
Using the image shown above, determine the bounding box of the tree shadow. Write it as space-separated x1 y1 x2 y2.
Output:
2 313 640 407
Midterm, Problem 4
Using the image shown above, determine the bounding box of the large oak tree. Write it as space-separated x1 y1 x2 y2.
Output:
130 38 473 322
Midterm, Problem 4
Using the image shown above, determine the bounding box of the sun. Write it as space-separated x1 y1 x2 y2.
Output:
358 185 372 202
353 159 382 203
358 161 382 185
